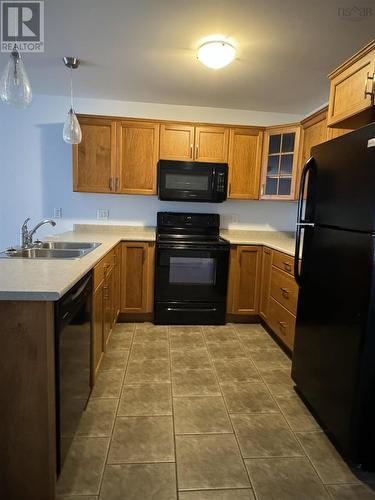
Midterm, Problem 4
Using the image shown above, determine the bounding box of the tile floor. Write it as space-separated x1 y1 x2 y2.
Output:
57 323 375 500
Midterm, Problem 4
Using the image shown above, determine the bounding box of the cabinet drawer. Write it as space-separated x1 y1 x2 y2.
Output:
270 266 298 315
93 260 105 291
268 297 296 351
94 250 114 290
272 251 294 276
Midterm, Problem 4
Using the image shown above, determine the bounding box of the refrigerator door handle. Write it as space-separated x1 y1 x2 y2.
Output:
294 156 315 287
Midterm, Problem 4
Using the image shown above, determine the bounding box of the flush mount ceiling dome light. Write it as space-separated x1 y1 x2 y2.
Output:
197 40 236 69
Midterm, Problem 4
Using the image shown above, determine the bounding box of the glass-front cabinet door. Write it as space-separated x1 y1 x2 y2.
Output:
260 125 301 200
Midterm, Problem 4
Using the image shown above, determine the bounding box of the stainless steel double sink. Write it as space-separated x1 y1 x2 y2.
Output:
1 241 101 259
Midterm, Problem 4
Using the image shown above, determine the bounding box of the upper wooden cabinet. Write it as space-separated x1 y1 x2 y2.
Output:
295 108 328 199
73 117 116 193
227 128 263 199
195 126 229 163
117 121 160 195
327 40 375 128
160 123 229 163
260 125 301 200
160 123 195 161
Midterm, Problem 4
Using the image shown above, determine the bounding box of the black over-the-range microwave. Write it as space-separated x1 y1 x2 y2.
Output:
157 160 228 203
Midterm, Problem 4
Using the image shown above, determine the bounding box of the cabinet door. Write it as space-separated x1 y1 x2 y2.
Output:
260 125 300 200
160 123 195 160
232 246 262 315
92 283 104 382
296 109 328 200
259 247 272 321
73 117 116 193
121 242 148 313
103 266 114 347
117 120 159 195
228 128 263 199
195 126 229 163
327 46 375 127
113 244 122 323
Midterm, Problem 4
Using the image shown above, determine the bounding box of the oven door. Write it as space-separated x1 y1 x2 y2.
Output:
155 244 229 303
158 160 223 202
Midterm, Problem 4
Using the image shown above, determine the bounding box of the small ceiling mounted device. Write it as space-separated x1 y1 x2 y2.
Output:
197 40 236 69
62 56 82 144
0 50 32 108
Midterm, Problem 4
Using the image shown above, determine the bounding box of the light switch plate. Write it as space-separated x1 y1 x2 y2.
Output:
97 209 109 220
54 208 62 218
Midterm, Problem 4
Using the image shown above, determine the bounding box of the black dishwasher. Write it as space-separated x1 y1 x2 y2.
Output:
55 272 92 475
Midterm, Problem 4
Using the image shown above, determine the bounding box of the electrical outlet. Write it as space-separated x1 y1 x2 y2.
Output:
54 208 62 218
97 209 109 220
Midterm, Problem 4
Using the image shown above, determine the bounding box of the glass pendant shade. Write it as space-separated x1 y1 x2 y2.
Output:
63 107 82 144
0 51 32 107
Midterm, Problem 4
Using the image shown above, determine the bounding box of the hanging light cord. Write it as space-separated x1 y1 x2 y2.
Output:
70 68 74 111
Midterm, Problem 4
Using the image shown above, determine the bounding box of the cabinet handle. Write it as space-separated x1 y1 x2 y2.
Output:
196 143 199 158
109 177 113 191
115 177 119 191
364 72 375 99
103 285 109 300
280 287 290 298
283 261 291 272
190 144 193 158
278 321 287 334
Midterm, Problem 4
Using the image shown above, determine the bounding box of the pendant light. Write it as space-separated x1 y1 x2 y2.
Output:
63 57 82 144
0 50 32 107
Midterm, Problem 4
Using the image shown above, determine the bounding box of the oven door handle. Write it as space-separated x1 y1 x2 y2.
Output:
157 244 229 252
166 307 218 312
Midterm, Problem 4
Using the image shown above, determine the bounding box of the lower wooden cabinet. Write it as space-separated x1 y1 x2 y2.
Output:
267 296 296 351
121 241 155 314
259 246 272 321
91 243 121 381
227 245 262 315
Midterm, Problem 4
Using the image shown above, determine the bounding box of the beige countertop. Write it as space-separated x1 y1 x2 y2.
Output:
0 225 295 301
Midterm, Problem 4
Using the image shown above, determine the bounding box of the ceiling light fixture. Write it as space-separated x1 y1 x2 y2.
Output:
62 56 82 144
197 40 236 69
0 50 32 108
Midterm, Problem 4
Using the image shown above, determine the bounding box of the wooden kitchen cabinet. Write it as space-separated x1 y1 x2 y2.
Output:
121 242 155 314
103 264 114 346
265 249 299 351
92 282 104 380
327 40 375 129
195 126 229 163
295 108 328 199
73 117 116 193
227 245 262 315
113 243 122 324
160 123 229 163
117 120 160 195
260 125 301 200
259 246 272 321
160 123 195 160
228 127 263 199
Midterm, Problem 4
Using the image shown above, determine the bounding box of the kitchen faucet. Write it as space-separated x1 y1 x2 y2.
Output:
21 218 56 248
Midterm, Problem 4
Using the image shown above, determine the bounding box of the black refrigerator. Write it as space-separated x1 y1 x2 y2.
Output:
292 122 375 471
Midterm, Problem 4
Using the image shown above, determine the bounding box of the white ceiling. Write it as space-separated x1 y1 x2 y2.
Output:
1 0 374 114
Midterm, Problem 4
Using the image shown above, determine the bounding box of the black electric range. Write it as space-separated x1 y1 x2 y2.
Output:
154 212 230 325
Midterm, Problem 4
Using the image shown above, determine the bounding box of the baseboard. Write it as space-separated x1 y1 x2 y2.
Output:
118 313 154 323
226 314 260 323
